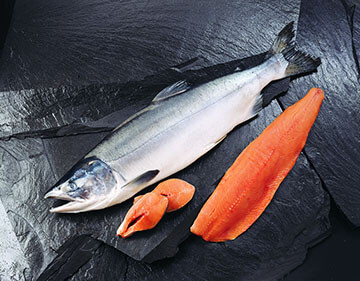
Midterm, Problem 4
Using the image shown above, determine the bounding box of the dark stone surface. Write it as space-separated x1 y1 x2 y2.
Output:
0 0 15 52
278 0 360 226
0 200 29 281
67 242 128 281
37 236 102 281
2 0 357 280
0 54 288 140
0 1 299 270
0 62 291 271
57 102 331 281
345 0 360 79
0 0 299 91
284 200 360 281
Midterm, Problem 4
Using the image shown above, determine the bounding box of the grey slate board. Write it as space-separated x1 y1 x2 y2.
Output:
284 200 360 281
0 201 29 281
0 0 300 91
0 54 287 141
0 57 290 281
278 0 360 226
36 236 103 281
0 0 337 279
61 101 331 281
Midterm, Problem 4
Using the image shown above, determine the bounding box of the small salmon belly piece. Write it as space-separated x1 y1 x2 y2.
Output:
191 88 324 242
134 179 195 212
117 192 168 238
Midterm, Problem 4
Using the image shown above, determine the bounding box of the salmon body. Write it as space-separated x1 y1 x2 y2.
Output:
190 88 324 242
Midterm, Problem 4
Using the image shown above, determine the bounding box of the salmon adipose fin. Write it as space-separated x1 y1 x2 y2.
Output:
190 88 325 242
267 21 321 76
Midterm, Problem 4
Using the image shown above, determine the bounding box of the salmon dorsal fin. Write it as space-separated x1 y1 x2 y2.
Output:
152 80 191 102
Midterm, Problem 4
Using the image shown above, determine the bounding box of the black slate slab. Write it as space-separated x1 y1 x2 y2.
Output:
0 0 335 279
284 200 360 281
36 236 102 281
67 242 128 281
344 0 360 78
277 0 360 226
0 0 299 91
59 102 331 281
0 57 291 281
0 54 288 140
0 0 15 51
0 200 30 281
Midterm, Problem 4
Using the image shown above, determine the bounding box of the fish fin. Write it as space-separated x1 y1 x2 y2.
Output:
152 80 191 102
214 134 227 145
283 47 321 76
170 57 200 73
204 134 227 152
267 21 321 76
251 93 263 116
121 170 160 190
267 21 295 58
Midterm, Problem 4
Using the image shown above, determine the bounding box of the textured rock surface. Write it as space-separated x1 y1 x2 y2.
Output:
127 104 330 281
0 0 299 90
0 0 15 52
278 0 360 226
37 236 102 281
0 60 291 268
65 102 331 281
284 201 360 281
0 138 58 280
345 0 360 78
67 243 127 281
0 0 347 280
0 54 287 140
0 201 29 281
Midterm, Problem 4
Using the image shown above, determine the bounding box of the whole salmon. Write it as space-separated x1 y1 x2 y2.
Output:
45 22 320 213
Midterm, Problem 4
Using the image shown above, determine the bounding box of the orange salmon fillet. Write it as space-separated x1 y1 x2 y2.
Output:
190 88 324 242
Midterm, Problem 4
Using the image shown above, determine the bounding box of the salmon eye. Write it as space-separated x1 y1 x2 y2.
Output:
69 182 77 190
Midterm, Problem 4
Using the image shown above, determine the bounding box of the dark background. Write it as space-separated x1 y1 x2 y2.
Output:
0 0 359 280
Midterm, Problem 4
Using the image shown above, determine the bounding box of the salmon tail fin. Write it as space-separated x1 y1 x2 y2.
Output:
268 21 296 56
268 21 321 76
283 47 321 76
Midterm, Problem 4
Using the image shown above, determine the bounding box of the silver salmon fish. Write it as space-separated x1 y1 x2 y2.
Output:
45 22 320 213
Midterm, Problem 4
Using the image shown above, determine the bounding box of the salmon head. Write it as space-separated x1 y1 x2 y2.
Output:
44 157 119 213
